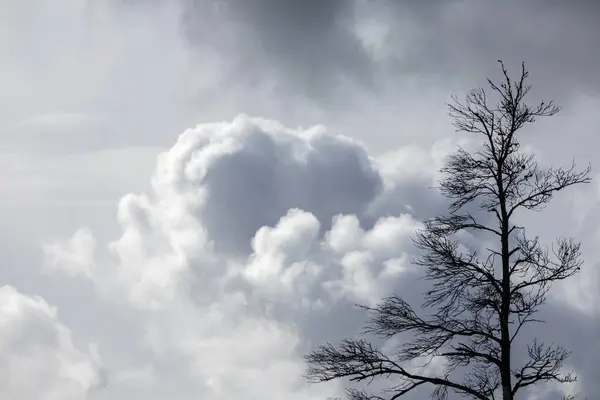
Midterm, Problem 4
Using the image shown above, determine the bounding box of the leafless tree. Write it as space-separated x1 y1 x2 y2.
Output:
305 61 591 400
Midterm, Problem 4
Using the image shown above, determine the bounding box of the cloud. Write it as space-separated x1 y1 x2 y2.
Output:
41 115 600 398
43 228 97 279
173 0 600 108
243 210 422 309
42 115 445 399
43 115 437 311
179 0 374 104
151 114 383 254
0 285 103 400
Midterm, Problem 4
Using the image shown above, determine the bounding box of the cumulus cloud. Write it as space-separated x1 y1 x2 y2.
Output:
41 115 600 398
44 115 439 304
0 285 103 400
42 116 437 312
42 116 447 398
151 114 384 254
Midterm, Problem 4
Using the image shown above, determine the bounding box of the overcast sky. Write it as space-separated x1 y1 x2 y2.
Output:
1 1 600 399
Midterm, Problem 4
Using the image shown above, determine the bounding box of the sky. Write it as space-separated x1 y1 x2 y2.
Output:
1 1 600 399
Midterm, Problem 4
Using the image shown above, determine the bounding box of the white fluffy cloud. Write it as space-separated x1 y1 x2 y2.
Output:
0 285 103 400
41 115 449 399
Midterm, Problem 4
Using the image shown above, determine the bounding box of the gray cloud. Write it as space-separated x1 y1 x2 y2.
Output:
180 0 375 105
177 0 600 106
197 117 383 254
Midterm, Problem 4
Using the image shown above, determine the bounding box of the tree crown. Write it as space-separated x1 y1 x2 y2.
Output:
305 61 590 400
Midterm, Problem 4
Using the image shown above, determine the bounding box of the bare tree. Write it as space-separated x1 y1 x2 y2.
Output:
305 61 591 400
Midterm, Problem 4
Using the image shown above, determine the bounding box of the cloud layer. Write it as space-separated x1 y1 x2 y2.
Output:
178 0 600 105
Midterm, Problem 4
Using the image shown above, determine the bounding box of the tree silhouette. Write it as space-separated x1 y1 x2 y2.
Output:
305 61 591 400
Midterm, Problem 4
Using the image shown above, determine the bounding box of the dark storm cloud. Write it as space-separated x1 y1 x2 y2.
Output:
179 0 375 104
178 0 600 103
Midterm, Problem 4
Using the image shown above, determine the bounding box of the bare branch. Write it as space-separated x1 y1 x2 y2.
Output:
305 340 489 400
511 340 576 395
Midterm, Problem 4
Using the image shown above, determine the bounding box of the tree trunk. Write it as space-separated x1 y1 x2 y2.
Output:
500 182 513 400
